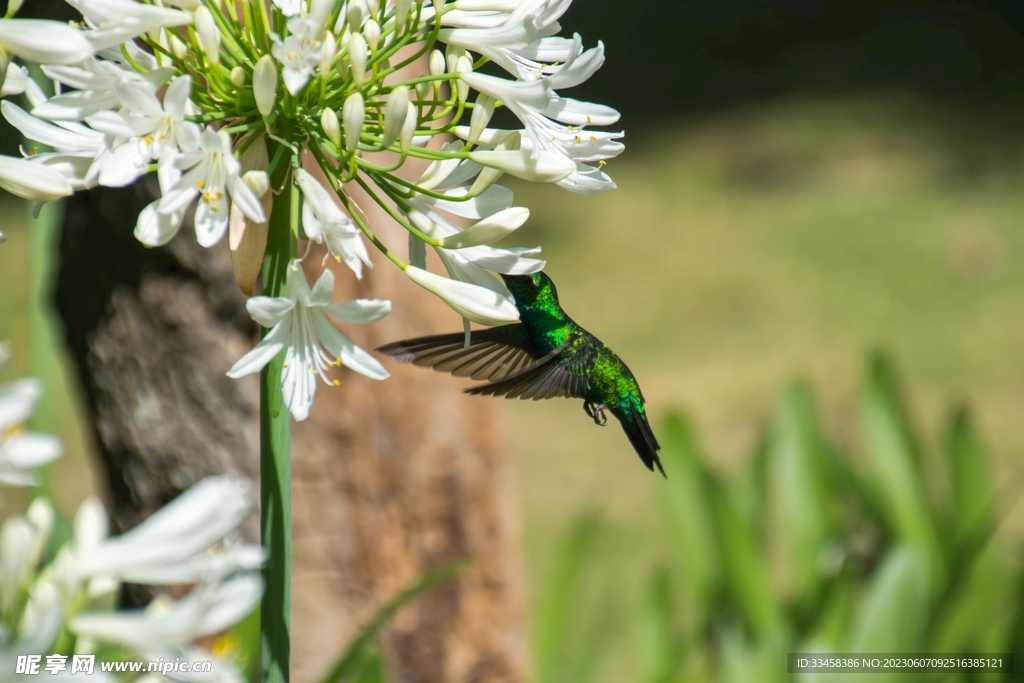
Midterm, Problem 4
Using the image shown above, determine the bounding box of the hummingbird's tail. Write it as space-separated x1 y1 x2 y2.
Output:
618 408 665 477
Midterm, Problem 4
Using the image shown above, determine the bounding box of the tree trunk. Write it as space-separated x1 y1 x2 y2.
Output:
53 178 528 682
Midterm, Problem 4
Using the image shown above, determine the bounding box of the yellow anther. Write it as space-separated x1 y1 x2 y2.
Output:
289 51 296 60
196 179 206 189
334 255 341 263
598 160 606 166
212 634 239 658
332 380 340 386
312 369 318 375
568 125 575 132
575 135 581 143
590 135 596 141
587 116 592 124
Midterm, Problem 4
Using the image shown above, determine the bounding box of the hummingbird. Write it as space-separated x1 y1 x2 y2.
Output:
376 272 664 475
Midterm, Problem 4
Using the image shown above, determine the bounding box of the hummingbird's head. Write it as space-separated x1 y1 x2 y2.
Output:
499 272 558 307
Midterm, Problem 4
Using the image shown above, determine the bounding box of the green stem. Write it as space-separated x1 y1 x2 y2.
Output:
260 142 295 683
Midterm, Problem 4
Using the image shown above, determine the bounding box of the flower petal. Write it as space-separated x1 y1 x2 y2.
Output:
226 323 289 378
322 299 392 324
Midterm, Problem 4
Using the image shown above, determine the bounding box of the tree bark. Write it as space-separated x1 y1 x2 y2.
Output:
53 178 528 682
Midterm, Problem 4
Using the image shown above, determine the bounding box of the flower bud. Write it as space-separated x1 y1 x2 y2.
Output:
231 136 271 296
336 56 350 80
408 234 426 269
0 155 72 202
170 32 188 60
470 148 575 184
230 66 245 86
343 91 364 153
469 131 518 196
309 0 333 31
455 55 472 103
320 32 336 75
406 266 519 326
321 107 341 148
363 19 380 51
467 94 494 146
429 50 445 77
347 0 366 30
415 81 431 103
446 45 466 75
367 0 380 18
394 0 412 25
348 32 367 85
399 101 417 155
253 55 277 117
437 207 530 249
382 86 409 148
194 6 221 65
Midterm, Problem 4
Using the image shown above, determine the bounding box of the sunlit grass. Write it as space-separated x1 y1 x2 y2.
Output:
507 91 1024 681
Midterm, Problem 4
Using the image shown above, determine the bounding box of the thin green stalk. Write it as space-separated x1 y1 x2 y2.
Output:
260 143 295 683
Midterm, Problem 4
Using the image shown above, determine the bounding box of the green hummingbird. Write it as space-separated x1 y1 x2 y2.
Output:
376 272 664 475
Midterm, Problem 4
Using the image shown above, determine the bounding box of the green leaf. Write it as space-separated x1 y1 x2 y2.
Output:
946 407 994 555
708 477 781 639
316 562 464 683
860 353 945 591
636 567 677 683
766 381 830 604
848 546 930 683
533 512 605 683
658 412 721 619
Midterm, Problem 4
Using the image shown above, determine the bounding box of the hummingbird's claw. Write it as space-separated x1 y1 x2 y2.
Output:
584 401 609 426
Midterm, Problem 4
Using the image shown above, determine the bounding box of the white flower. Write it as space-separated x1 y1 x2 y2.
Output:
70 574 261 651
0 155 73 201
227 263 390 421
295 169 371 278
72 476 261 585
0 63 27 97
273 0 302 17
84 75 200 188
0 19 93 66
34 60 173 122
271 16 323 96
157 128 266 247
406 266 520 326
64 0 191 52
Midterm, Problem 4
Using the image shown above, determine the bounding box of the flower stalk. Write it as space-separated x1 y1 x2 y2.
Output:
260 142 294 683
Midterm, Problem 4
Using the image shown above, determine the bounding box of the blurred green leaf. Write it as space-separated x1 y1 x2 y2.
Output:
931 533 1016 653
848 547 929 683
708 477 781 639
636 567 677 683
720 627 788 683
860 353 945 590
534 512 605 683
353 650 385 683
767 381 830 605
945 407 994 557
317 562 463 683
658 413 721 619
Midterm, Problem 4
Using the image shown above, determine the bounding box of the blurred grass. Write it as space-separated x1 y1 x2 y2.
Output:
0 200 98 520
505 91 1024 682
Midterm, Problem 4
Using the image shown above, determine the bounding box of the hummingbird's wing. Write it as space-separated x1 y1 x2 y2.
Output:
375 324 543 382
464 343 593 400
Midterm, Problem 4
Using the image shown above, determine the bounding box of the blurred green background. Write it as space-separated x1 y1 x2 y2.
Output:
7 0 1024 680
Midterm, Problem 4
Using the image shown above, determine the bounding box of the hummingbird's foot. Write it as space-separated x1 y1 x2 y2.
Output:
584 401 609 426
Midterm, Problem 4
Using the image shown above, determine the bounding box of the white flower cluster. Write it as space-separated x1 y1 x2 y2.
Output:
0 0 622 421
0 344 262 683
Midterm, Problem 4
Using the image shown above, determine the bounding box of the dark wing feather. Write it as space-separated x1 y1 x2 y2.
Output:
375 324 541 382
464 341 592 401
